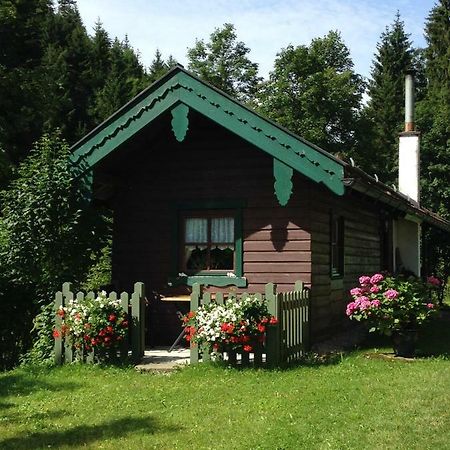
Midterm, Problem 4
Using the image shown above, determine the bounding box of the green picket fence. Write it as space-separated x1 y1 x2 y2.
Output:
54 282 145 365
190 281 310 367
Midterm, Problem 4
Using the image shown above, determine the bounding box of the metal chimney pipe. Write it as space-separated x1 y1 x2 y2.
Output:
405 70 415 132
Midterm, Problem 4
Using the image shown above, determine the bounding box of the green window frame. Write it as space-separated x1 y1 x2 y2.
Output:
168 200 246 288
330 214 344 278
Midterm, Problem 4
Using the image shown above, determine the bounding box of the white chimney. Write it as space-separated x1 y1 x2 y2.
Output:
398 71 420 204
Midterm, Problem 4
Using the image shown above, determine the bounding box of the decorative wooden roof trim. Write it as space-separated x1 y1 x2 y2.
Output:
71 67 345 196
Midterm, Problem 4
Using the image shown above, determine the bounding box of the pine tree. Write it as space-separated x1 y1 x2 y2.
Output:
362 13 414 183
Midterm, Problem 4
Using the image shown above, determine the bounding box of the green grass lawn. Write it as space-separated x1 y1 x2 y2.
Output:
1 318 449 450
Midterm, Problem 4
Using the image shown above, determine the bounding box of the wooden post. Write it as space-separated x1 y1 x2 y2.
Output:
304 287 311 351
62 283 74 363
131 282 145 364
120 292 129 361
54 290 64 365
190 283 202 364
265 282 281 367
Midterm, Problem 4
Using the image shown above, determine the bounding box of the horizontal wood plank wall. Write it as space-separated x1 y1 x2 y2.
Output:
310 186 382 340
103 112 312 345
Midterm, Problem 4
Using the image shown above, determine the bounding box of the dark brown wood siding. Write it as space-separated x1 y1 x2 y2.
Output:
99 111 384 344
310 186 383 339
102 112 312 344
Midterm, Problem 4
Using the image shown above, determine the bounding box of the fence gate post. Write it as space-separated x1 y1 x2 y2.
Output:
131 282 145 364
190 283 202 364
265 282 281 367
54 290 64 365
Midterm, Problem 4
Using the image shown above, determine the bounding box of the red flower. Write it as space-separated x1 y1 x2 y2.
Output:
220 322 235 333
230 336 239 343
52 329 60 339
99 329 106 336
241 335 250 343
121 320 128 328
269 317 278 325
261 317 269 324
104 336 111 343
56 309 65 318
108 314 117 322
257 323 266 333
188 311 195 319
91 338 98 346
185 335 191 342
106 326 113 333
243 345 253 352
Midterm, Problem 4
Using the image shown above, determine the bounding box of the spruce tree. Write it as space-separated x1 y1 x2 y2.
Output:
148 49 177 83
0 0 53 168
363 13 414 183
92 37 148 121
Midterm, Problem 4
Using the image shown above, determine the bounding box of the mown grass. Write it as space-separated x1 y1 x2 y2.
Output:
1 318 449 450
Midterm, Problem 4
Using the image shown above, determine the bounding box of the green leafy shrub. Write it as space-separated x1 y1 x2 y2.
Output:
0 132 110 369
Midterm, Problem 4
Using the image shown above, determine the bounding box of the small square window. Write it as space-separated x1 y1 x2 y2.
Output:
182 213 236 274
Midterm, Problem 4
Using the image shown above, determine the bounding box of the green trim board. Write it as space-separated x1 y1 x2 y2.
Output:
70 66 345 198
167 275 247 288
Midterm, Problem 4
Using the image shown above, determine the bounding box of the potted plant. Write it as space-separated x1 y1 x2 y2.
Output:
346 273 440 357
182 295 278 357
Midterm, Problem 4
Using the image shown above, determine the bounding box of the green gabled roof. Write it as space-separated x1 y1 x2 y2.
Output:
70 65 345 196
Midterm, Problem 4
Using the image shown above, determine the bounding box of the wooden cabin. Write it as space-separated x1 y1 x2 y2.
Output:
70 66 450 346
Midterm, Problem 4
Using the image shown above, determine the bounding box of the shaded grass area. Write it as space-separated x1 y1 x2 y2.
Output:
1 320 449 450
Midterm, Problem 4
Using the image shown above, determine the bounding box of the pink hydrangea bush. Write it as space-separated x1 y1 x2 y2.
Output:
346 273 440 335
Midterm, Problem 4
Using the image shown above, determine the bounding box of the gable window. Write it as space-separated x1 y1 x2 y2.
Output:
331 215 344 278
182 214 235 273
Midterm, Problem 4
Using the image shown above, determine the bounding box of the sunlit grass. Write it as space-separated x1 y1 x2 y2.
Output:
1 317 449 450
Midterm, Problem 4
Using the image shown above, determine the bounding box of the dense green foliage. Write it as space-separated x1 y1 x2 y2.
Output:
0 318 449 449
419 0 450 282
257 31 365 158
187 23 261 102
0 0 151 185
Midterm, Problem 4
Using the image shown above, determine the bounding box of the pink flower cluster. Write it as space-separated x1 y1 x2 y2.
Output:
346 273 385 317
427 276 442 287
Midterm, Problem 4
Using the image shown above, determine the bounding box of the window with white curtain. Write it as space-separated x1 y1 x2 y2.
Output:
182 213 235 273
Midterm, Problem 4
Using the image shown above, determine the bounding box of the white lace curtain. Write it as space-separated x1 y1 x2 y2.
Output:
185 217 234 243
